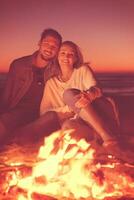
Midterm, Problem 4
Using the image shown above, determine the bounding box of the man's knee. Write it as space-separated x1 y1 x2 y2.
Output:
14 111 61 144
62 118 77 130
40 111 60 125
62 118 94 142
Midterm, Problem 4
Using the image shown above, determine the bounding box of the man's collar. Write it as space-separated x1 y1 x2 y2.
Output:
31 51 56 69
31 51 60 75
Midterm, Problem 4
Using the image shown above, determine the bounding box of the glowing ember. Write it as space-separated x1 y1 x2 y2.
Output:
16 130 134 200
1 129 134 200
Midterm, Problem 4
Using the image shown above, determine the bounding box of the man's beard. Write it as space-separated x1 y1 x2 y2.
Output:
40 53 54 62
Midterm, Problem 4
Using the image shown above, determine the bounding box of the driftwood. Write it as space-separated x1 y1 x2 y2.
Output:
0 143 39 198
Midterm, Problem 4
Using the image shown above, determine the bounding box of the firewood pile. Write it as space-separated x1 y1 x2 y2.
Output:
0 139 134 200
0 143 39 198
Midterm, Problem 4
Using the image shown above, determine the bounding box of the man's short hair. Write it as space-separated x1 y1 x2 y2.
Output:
40 28 62 45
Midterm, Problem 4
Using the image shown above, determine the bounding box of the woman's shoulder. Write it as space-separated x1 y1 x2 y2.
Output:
76 63 93 73
45 76 60 88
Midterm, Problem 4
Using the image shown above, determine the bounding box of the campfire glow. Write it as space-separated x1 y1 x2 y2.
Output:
1 130 134 200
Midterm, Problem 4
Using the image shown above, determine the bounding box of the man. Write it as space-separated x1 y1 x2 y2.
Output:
0 28 62 144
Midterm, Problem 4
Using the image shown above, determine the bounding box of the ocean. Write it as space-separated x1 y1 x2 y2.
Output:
0 72 134 96
96 72 134 96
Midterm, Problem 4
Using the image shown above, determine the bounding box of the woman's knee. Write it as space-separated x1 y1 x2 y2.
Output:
63 88 81 104
63 88 81 113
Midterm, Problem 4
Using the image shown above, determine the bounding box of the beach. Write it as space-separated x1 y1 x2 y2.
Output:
0 72 134 199
96 72 134 138
0 72 134 136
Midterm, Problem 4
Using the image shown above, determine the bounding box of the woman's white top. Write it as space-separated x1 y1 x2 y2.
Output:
40 64 97 115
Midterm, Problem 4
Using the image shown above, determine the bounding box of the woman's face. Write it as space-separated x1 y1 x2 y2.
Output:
58 44 77 69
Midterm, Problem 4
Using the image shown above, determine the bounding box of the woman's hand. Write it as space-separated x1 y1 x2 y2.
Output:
75 86 102 109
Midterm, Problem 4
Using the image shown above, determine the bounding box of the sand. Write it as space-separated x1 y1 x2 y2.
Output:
112 95 134 136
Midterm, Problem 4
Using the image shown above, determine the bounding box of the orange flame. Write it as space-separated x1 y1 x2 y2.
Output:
8 129 134 200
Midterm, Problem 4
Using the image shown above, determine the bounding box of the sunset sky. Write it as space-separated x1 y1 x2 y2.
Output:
0 0 134 72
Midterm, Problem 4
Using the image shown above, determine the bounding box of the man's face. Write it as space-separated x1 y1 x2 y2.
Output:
39 36 60 61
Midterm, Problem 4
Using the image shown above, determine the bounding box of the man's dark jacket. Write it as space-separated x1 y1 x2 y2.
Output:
1 52 59 111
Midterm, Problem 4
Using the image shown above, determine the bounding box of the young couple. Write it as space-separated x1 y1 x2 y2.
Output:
0 28 128 161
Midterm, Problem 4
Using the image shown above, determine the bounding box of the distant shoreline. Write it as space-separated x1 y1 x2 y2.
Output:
0 71 134 75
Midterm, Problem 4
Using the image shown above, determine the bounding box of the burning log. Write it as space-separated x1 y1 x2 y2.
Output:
0 130 134 200
0 143 39 199
32 193 57 200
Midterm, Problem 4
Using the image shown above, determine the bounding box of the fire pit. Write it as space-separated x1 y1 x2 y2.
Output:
0 130 134 200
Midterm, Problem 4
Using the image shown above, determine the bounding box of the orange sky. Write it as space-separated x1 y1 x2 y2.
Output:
0 0 134 72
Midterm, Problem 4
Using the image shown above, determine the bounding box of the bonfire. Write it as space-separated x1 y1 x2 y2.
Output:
0 129 134 200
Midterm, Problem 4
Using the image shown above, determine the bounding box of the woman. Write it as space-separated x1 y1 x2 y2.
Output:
40 41 119 145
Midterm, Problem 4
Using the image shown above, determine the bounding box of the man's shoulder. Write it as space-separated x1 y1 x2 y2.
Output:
12 53 33 66
8 53 36 74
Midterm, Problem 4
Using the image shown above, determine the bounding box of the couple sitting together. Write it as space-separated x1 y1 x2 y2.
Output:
40 40 119 148
0 28 132 163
